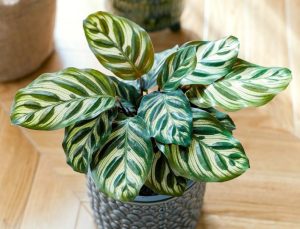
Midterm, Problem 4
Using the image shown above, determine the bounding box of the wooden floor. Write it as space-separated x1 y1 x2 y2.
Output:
1 0 300 228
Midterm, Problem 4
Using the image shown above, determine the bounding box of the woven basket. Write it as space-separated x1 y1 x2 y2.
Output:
0 0 56 82
87 175 206 229
106 0 185 32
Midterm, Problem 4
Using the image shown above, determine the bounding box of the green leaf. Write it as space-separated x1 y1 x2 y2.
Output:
83 11 154 80
145 151 187 196
109 76 140 112
11 68 116 130
138 90 192 147
186 59 292 111
62 109 117 173
91 116 154 201
163 109 249 182
201 107 235 132
142 45 179 90
157 46 197 91
181 36 239 85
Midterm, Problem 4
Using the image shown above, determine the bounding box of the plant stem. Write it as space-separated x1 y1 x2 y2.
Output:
117 98 129 116
139 79 143 96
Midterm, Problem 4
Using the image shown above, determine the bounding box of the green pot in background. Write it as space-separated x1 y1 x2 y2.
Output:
106 0 185 32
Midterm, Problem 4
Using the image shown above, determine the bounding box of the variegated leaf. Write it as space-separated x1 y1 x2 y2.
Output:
200 107 235 132
11 68 116 130
138 90 192 147
145 151 187 196
84 11 154 80
62 109 117 173
109 76 140 112
142 45 179 90
181 36 239 85
91 116 153 201
157 46 197 91
186 59 292 111
163 109 249 182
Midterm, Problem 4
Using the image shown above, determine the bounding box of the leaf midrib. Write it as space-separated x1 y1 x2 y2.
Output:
161 95 177 129
194 136 244 174
122 121 133 190
18 94 114 116
96 30 143 78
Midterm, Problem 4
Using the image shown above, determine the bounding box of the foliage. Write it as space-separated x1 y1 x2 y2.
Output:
11 11 292 202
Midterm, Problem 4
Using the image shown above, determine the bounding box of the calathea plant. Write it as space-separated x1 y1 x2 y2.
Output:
10 12 291 202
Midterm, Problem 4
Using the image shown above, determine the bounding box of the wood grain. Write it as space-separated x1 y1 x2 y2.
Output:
0 0 300 228
0 108 39 229
285 0 300 137
202 0 294 133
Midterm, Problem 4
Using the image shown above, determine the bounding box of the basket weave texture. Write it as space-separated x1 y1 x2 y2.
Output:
0 0 56 82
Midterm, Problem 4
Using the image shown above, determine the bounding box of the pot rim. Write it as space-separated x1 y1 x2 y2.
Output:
88 174 204 205
132 181 196 205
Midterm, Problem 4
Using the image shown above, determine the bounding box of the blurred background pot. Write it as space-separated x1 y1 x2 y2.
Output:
0 0 56 82
88 176 206 229
106 0 185 32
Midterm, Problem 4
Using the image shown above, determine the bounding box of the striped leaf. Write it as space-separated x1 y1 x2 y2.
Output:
84 11 154 80
62 109 117 173
91 116 154 201
142 45 179 90
138 90 192 147
11 68 116 130
201 108 235 132
157 46 197 91
145 151 187 196
186 59 292 111
163 109 249 182
181 36 239 85
109 76 140 113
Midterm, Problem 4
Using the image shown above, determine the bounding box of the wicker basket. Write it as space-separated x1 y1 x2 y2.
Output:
87 175 206 229
106 0 185 32
0 0 56 82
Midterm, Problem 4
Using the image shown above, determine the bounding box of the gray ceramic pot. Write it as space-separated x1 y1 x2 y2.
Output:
87 176 206 229
106 0 185 32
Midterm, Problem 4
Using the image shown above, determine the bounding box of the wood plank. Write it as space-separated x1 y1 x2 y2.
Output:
203 0 294 133
242 0 293 132
0 107 39 229
20 153 86 229
75 203 96 229
285 0 300 137
199 214 300 229
198 114 300 228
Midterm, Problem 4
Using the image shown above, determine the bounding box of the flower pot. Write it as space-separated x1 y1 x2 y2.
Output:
87 176 206 229
0 0 56 82
106 0 185 32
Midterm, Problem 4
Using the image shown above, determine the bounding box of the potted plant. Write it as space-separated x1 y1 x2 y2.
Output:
10 11 291 228
106 0 184 31
0 0 56 82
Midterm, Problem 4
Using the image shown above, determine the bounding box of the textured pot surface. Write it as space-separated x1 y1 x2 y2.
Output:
87 176 206 229
0 0 56 82
106 0 184 31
